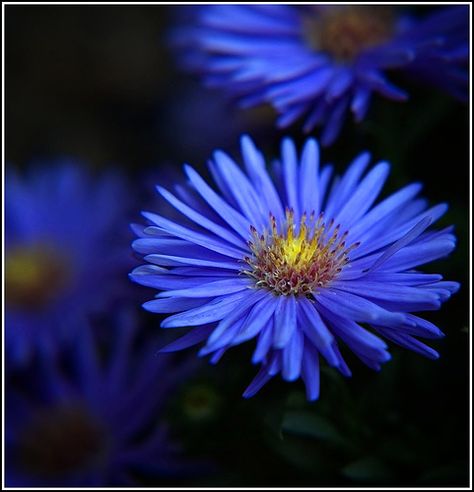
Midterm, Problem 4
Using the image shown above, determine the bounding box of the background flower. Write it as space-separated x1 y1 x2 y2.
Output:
5 306 199 487
172 5 468 145
131 135 459 401
5 161 132 366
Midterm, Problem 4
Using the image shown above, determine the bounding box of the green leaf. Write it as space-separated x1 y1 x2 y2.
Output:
281 410 354 453
342 456 395 482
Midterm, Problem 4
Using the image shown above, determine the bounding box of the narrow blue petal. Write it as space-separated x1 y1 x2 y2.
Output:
281 138 300 217
321 95 350 146
252 322 274 363
351 86 372 122
200 315 248 355
157 278 252 298
333 161 390 230
232 294 278 345
351 203 448 260
161 290 254 328
324 151 370 221
212 150 268 228
301 344 320 401
299 138 320 215
379 237 456 271
243 366 273 398
316 289 411 329
156 186 248 249
184 164 251 239
159 325 214 353
282 329 304 381
375 326 439 360
273 295 297 349
142 211 244 258
326 67 353 101
404 314 445 339
334 276 441 312
298 298 340 367
204 289 268 348
241 135 285 222
143 297 209 314
348 182 422 243
144 253 240 270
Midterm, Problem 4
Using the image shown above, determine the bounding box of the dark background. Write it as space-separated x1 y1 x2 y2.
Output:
5 5 470 487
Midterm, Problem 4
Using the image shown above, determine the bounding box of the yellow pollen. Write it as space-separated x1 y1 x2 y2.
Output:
244 210 359 297
6 245 72 310
304 6 394 62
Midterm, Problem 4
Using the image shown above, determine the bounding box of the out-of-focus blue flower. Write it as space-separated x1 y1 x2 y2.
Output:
6 308 196 487
5 161 131 366
130 135 459 401
173 5 468 145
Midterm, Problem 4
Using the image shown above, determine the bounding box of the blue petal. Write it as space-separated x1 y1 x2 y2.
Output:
374 326 439 360
333 161 390 230
142 211 245 258
243 366 273 399
273 295 297 349
301 344 320 401
241 135 284 222
324 151 371 221
157 278 252 298
316 289 411 329
298 298 340 367
299 138 320 215
185 164 252 238
282 329 304 381
231 294 278 345
212 150 268 228
156 186 248 249
252 322 274 363
281 137 300 217
159 325 214 352
161 290 254 328
143 297 209 314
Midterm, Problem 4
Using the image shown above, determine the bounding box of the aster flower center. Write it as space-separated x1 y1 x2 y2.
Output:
245 210 358 296
304 6 394 61
17 404 106 478
6 245 72 310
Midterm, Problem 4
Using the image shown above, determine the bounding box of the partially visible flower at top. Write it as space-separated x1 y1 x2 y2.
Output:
130 135 459 401
5 307 198 487
5 161 131 366
172 5 468 145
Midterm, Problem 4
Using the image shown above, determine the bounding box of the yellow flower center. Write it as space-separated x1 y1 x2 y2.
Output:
6 245 72 310
304 6 394 62
245 210 359 296
17 404 106 478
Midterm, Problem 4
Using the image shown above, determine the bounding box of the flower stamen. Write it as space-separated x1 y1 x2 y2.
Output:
304 6 395 62
244 209 359 296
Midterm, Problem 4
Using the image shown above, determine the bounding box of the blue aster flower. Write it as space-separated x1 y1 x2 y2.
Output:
5 161 131 366
173 5 468 145
6 308 197 487
130 135 459 401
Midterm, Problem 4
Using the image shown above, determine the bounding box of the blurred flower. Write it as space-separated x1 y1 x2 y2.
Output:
6 307 196 486
5 161 131 366
173 5 468 145
130 135 459 401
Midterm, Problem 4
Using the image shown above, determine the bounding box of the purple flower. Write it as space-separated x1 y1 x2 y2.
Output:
130 135 459 401
5 308 197 486
173 5 468 145
5 161 131 366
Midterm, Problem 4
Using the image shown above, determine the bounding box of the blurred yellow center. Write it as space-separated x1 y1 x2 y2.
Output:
245 210 358 296
304 6 394 61
18 403 105 478
6 245 71 309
